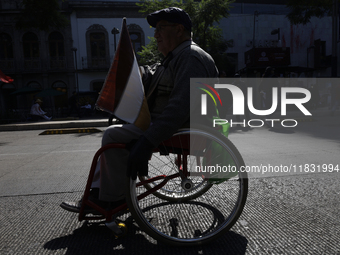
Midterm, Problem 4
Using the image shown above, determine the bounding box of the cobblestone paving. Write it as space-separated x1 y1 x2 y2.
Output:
1 174 339 254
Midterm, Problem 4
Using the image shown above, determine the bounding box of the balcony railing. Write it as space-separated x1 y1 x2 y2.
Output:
0 57 69 72
24 58 41 70
0 59 15 72
1 55 115 72
81 56 113 70
49 56 67 69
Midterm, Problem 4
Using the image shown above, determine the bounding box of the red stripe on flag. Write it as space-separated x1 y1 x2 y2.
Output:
0 69 14 83
96 18 134 113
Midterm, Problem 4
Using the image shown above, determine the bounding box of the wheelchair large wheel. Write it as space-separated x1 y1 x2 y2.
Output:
126 126 248 246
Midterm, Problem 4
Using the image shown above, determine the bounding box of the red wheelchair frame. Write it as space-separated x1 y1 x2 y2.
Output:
78 133 191 222
76 126 248 246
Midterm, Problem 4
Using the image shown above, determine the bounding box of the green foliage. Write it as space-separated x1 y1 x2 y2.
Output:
286 0 334 25
190 0 232 50
16 0 69 31
137 37 163 65
136 0 234 71
136 0 184 14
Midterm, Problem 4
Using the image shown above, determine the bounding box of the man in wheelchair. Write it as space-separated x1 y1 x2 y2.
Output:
61 7 218 214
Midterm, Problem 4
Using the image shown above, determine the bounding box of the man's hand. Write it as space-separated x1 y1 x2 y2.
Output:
127 136 154 180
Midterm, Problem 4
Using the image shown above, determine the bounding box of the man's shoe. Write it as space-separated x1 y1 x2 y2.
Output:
60 200 101 215
60 200 87 213
60 197 125 215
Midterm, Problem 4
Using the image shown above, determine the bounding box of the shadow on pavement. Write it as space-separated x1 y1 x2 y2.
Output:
267 127 296 134
44 219 248 255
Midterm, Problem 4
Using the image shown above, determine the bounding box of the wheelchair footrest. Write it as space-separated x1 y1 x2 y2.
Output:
105 221 123 235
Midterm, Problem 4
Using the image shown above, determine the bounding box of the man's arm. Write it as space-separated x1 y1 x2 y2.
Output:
143 53 217 147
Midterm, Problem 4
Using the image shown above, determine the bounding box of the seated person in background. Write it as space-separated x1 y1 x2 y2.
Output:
61 7 218 213
30 99 52 120
80 102 92 116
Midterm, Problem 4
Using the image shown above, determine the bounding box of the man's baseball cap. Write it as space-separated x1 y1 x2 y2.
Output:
147 7 192 32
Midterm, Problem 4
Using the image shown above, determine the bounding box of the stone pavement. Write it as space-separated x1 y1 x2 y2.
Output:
1 174 339 254
0 107 339 254
0 107 337 132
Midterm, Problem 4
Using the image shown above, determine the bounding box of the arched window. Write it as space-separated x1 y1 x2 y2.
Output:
130 33 142 53
49 31 65 69
90 33 105 58
27 81 42 89
0 33 14 69
52 80 68 109
127 24 145 59
86 25 109 69
23 32 40 69
52 80 67 92
23 32 39 58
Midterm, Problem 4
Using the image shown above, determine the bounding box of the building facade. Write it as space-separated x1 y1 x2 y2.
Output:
68 0 151 93
0 0 337 121
223 2 334 78
0 0 75 120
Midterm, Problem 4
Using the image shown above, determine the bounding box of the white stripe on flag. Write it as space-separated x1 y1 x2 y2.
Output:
114 55 144 123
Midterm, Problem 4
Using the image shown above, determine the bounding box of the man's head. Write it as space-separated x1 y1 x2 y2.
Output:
35 99 43 104
147 7 192 56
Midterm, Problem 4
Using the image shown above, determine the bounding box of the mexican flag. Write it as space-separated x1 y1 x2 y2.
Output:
0 70 14 83
96 18 150 131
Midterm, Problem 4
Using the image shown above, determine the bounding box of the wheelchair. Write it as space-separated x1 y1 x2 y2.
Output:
79 124 248 246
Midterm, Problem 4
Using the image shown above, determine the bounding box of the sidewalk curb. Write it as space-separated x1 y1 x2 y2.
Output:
0 108 336 132
0 119 108 132
39 127 103 135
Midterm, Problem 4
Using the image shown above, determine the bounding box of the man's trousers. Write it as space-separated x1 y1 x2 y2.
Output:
91 124 144 201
